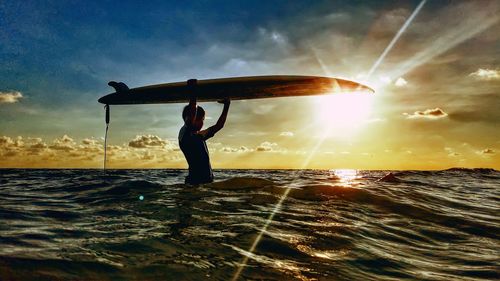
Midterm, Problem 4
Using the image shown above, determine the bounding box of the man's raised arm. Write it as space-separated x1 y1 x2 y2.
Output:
185 79 198 125
213 98 230 132
197 98 230 140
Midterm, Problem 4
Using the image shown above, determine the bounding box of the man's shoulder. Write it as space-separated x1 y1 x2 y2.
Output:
179 125 199 139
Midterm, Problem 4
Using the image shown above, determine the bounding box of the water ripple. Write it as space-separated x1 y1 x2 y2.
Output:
0 168 498 280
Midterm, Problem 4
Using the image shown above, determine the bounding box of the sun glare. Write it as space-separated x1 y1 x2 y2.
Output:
314 92 374 137
331 169 359 185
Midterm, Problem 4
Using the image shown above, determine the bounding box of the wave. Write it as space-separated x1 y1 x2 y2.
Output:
207 177 275 190
444 167 498 173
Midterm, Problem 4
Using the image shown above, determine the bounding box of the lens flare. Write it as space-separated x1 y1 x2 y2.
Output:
366 0 427 78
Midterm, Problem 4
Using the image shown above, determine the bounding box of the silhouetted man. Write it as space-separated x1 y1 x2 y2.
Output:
178 79 230 185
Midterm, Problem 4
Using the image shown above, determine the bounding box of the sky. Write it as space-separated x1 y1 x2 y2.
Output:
0 0 499 169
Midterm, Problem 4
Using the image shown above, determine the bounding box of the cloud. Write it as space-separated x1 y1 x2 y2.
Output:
0 91 23 104
49 135 76 151
394 77 408 87
220 146 252 153
404 108 448 119
141 150 156 160
0 134 184 168
0 136 24 157
0 134 287 168
128 135 170 148
0 136 23 147
480 148 495 155
82 138 99 145
256 141 280 152
258 28 288 46
279 131 294 137
469 68 500 80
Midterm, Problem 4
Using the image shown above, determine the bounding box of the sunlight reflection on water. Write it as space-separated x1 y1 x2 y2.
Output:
330 169 359 186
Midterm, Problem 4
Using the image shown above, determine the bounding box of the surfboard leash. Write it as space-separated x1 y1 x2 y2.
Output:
103 104 110 173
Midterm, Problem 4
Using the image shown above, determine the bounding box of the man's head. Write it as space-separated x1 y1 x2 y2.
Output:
183 105 205 131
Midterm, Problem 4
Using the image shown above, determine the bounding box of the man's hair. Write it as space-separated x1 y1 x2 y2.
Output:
182 105 205 121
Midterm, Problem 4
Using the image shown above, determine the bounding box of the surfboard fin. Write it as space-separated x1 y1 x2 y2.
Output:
108 81 129 94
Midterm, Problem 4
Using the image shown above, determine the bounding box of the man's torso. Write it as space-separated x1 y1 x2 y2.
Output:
178 125 213 184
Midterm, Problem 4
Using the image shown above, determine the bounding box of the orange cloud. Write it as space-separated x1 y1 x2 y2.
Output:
0 134 183 168
128 134 174 149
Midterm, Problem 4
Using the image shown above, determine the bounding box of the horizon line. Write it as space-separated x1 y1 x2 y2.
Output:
0 167 497 172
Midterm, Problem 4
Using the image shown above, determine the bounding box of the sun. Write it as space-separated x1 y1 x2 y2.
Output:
313 92 374 137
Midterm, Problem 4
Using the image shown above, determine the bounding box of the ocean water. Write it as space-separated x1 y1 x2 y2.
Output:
0 168 498 281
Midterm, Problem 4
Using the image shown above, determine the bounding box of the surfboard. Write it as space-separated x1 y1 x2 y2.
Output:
98 75 373 105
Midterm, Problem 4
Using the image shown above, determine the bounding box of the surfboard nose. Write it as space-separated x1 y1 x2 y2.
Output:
98 94 111 104
359 84 375 93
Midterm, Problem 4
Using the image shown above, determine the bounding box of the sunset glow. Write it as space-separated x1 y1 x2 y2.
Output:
0 1 498 170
